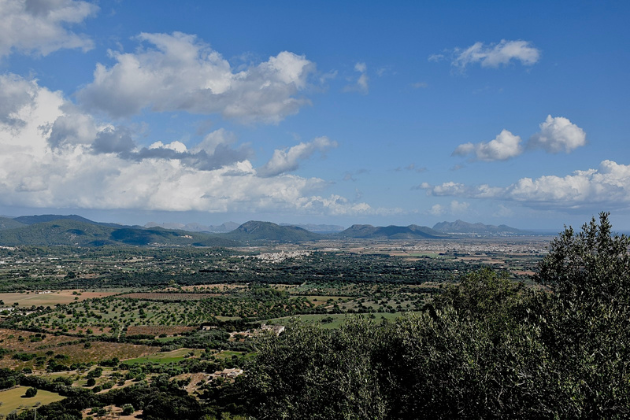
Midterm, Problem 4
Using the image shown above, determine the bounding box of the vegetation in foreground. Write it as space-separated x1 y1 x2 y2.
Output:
244 213 630 419
0 213 625 419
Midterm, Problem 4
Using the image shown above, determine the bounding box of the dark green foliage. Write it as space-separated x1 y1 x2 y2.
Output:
0 219 240 247
222 220 321 243
245 318 387 420
24 387 37 397
336 223 445 239
245 215 630 418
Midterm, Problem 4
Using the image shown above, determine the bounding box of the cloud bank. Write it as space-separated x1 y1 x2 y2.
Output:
0 74 376 216
421 160 630 210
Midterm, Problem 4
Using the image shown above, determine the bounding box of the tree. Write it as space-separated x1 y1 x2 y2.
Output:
533 212 630 418
24 387 37 398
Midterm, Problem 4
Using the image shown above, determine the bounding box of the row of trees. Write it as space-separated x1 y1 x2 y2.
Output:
243 214 630 419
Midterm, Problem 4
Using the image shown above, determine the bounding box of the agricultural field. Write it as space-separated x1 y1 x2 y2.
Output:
0 238 551 418
0 386 65 417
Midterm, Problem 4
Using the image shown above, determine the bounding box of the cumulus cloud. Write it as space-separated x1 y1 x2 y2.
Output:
453 129 523 161
343 62 369 94
257 136 337 178
428 200 469 216
0 74 374 216
450 200 470 213
429 204 444 216
0 0 97 58
77 32 315 123
453 40 540 69
453 116 586 162
0 74 40 128
422 160 630 210
528 115 587 153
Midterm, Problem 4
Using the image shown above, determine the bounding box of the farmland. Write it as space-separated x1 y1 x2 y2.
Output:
0 237 552 418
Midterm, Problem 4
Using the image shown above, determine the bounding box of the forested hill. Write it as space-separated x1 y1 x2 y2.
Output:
0 219 240 247
433 219 528 235
336 224 446 239
0 216 25 231
221 221 322 243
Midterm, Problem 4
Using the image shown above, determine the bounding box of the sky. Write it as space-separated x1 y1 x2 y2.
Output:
0 0 629 230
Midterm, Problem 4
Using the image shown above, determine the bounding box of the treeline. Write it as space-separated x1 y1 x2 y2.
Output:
242 214 630 419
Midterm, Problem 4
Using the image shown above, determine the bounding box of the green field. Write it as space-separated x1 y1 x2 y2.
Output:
123 348 202 365
0 386 65 416
266 312 417 329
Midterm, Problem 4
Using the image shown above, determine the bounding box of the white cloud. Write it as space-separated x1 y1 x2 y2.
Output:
528 115 586 153
411 82 428 89
450 200 470 213
257 136 337 178
0 0 97 58
423 160 630 210
343 62 369 94
429 204 444 216
453 40 540 69
0 74 375 217
453 129 523 161
453 116 586 161
428 201 469 216
77 32 315 123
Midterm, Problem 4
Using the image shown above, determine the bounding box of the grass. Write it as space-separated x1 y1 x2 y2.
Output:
0 291 119 307
123 348 201 365
265 312 418 329
0 386 65 416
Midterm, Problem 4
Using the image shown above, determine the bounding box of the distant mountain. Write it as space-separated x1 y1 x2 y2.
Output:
145 221 240 233
222 221 322 243
13 214 123 228
280 223 345 233
336 224 446 239
0 219 240 247
432 220 527 236
0 217 25 231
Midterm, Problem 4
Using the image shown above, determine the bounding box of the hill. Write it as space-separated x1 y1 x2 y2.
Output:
0 217 25 231
280 223 345 233
0 219 240 247
336 224 446 239
432 220 527 236
222 221 322 243
145 221 240 233
13 214 124 228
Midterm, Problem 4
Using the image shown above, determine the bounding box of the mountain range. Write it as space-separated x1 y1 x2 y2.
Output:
432 220 529 235
0 214 531 247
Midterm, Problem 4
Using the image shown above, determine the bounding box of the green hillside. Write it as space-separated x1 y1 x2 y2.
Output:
0 217 25 231
222 221 322 243
0 219 240 247
337 224 446 239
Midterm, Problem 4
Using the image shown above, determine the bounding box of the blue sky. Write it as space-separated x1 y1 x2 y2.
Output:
0 0 629 230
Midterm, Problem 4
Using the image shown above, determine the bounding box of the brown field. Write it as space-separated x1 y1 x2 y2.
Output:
126 325 196 336
0 329 156 369
82 405 143 419
0 328 77 351
177 284 247 292
0 290 119 307
42 342 155 364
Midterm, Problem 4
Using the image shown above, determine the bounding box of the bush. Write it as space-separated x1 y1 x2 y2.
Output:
122 404 134 415
24 387 37 398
